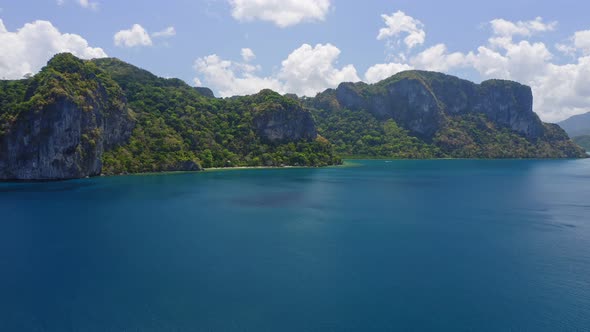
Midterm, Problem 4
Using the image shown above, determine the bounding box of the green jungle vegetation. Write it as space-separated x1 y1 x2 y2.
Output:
1 53 585 177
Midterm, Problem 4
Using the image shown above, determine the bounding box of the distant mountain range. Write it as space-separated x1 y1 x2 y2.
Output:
0 53 586 180
558 112 590 137
558 112 590 151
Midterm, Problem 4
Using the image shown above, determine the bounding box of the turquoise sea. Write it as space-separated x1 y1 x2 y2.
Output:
1 160 590 331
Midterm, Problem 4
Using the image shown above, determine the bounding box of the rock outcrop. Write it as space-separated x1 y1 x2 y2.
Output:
252 90 317 143
326 71 545 140
0 54 134 180
1 56 585 181
307 70 586 158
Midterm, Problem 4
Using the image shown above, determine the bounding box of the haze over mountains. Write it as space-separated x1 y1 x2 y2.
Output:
559 112 590 151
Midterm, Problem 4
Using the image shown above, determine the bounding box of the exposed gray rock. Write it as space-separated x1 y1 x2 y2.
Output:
330 71 545 140
194 87 215 98
253 103 317 143
475 80 544 139
0 92 133 181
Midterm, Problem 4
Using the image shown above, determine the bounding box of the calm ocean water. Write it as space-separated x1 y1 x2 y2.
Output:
1 160 589 331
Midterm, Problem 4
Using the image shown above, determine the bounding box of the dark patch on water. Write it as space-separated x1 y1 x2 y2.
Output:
231 191 305 208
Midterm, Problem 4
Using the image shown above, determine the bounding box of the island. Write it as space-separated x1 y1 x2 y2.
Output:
0 53 585 180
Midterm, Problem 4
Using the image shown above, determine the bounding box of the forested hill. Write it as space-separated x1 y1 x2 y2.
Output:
0 54 338 180
305 70 585 159
0 53 585 180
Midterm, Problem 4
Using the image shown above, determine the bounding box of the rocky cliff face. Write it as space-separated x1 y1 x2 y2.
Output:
328 71 546 140
0 96 132 180
1 56 584 181
308 70 585 158
0 54 134 180
252 90 317 143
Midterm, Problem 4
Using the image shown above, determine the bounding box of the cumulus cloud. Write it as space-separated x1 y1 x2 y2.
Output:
278 43 360 96
364 62 412 83
466 37 590 122
373 15 588 122
573 30 590 55
229 0 332 28
377 11 425 49
194 43 359 97
193 15 578 120
193 54 283 97
0 19 107 79
555 30 590 57
410 44 467 72
152 26 176 38
241 48 256 62
114 24 152 47
195 13 590 121
366 10 590 121
489 17 556 37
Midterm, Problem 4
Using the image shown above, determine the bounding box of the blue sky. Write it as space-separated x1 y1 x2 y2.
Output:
1 0 590 121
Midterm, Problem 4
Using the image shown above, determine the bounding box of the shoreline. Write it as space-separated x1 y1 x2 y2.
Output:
1 158 587 183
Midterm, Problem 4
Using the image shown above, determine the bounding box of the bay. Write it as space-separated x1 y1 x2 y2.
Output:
1 159 590 331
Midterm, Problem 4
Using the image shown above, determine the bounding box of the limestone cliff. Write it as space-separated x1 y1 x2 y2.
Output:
1 56 585 181
309 70 585 158
0 54 134 180
252 90 317 143
324 71 545 139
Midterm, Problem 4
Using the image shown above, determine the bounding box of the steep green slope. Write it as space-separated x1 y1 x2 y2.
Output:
0 54 339 180
311 107 443 158
93 58 339 174
1 54 586 180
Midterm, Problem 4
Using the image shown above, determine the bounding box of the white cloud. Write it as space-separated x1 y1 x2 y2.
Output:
377 11 425 49
241 48 256 62
114 24 152 48
367 12 590 122
194 43 359 97
554 30 590 58
193 54 283 97
229 0 332 28
364 62 413 83
152 26 176 38
490 17 556 37
0 19 107 79
573 30 590 55
278 43 360 96
410 44 467 72
197 14 590 122
406 20 590 121
555 43 576 57
466 46 509 78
